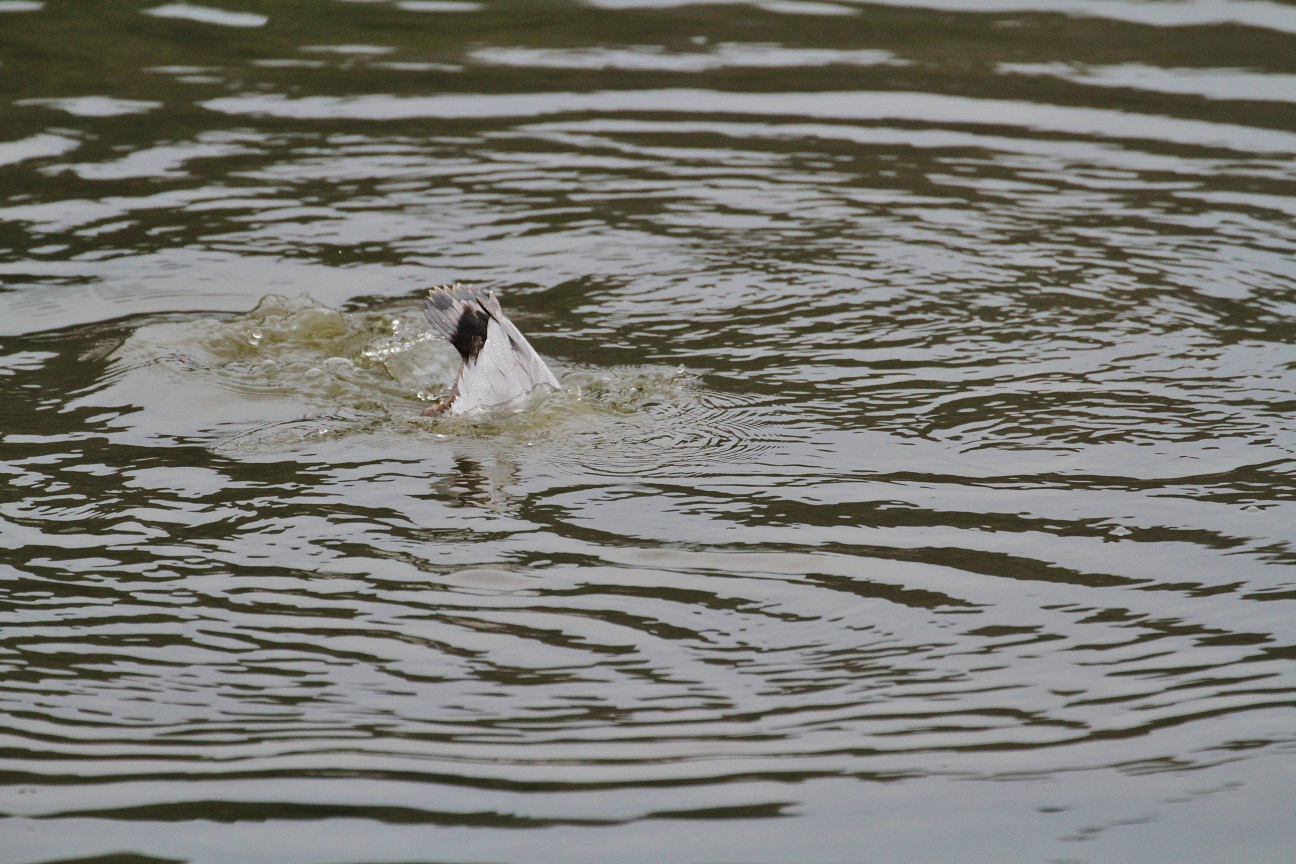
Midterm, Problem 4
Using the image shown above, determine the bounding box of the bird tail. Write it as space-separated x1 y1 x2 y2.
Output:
424 283 496 363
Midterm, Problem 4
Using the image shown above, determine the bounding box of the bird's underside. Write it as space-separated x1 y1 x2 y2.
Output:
422 284 560 415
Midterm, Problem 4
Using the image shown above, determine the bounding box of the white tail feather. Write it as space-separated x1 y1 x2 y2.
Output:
423 284 559 414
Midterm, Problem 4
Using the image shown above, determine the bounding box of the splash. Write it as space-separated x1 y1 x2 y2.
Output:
80 294 725 461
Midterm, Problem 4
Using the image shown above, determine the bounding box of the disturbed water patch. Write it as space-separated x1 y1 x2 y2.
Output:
67 293 780 471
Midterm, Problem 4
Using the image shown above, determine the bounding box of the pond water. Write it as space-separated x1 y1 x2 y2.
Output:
1 1 1294 862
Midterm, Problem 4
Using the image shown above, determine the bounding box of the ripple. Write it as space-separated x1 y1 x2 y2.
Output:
1000 62 1296 104
0 133 78 167
142 3 268 28
15 97 163 117
470 44 903 72
1 2 1295 860
201 89 1296 152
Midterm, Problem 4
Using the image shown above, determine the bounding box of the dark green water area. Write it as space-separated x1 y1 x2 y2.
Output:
1 1 1294 861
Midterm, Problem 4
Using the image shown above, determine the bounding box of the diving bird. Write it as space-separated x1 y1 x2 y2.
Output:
422 283 560 415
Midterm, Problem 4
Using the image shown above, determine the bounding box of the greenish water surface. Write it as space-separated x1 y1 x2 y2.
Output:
1 2 1294 862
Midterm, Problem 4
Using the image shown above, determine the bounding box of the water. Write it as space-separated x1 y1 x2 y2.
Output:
2 2 1295 862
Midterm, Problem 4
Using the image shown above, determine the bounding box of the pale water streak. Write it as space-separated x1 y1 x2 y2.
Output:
0 2 1294 863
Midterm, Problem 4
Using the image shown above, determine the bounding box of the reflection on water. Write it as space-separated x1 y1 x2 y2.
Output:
1 1 1294 862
